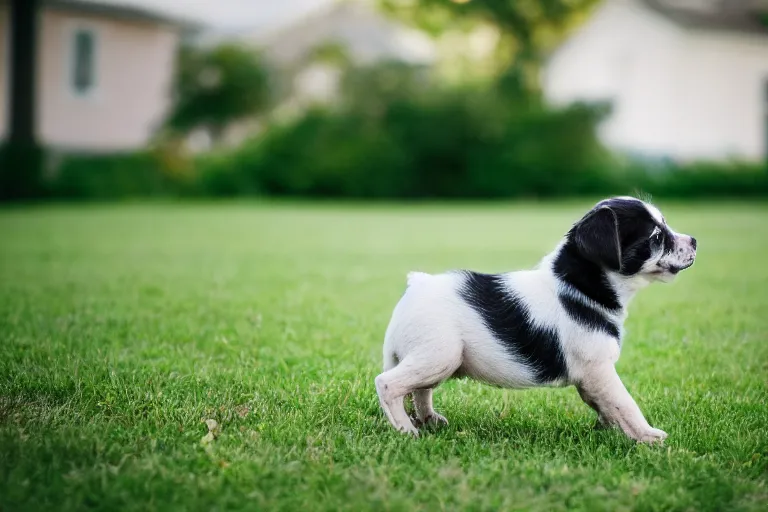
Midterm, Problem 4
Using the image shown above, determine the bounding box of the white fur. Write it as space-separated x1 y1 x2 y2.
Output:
375 199 696 442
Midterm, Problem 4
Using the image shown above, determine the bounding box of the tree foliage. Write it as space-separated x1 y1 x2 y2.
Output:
381 0 597 45
380 0 599 89
166 44 271 140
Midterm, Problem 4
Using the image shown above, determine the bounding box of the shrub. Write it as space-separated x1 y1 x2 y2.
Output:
252 110 411 197
629 161 768 199
47 151 175 200
34 65 768 202
209 85 617 200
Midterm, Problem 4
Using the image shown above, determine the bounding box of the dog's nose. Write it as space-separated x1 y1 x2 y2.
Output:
690 236 697 250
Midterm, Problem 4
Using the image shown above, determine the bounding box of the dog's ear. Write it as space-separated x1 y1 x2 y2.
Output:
573 206 621 271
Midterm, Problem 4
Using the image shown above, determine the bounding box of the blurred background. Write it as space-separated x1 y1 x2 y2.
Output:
1 0 767 201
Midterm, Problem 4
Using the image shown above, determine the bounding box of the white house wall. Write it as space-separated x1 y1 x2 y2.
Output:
37 8 179 151
0 6 179 152
543 0 768 161
543 0 685 157
670 31 768 160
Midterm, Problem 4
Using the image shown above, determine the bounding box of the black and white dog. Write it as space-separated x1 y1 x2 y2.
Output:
375 197 697 443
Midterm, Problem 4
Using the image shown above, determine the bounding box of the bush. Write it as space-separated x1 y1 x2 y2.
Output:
629 161 768 199
47 151 177 200
33 62 768 201
246 109 414 198
0 143 46 201
201 88 618 200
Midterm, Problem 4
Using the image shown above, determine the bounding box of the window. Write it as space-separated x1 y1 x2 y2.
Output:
71 28 96 95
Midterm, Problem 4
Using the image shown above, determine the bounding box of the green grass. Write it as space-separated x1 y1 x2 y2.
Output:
1 201 767 511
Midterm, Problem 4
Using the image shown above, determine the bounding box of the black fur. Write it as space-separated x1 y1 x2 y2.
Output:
560 198 662 293
554 197 673 314
558 294 620 341
553 242 622 311
459 271 568 383
573 206 621 271
600 198 659 276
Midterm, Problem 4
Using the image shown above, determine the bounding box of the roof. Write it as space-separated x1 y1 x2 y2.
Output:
44 0 199 29
244 1 436 66
641 0 768 35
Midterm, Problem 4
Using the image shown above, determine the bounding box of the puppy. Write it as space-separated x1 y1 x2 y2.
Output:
375 197 696 443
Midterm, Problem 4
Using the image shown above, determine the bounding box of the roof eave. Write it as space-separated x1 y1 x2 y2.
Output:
640 0 768 37
44 0 204 31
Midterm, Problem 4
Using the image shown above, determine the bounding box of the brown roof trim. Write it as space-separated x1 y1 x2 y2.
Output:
641 0 768 36
45 0 202 30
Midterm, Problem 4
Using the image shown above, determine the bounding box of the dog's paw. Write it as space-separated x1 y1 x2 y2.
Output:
409 414 423 429
424 413 448 427
399 424 420 437
636 427 667 444
408 412 448 431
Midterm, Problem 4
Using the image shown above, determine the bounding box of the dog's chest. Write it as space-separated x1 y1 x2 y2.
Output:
456 270 623 387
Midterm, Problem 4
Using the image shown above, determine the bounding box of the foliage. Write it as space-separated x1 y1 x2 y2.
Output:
44 121 768 201
0 142 46 201
381 0 597 43
165 44 271 142
47 151 182 200
380 0 599 89
1 203 767 510
39 61 768 201
199 69 616 199
630 161 768 199
306 41 353 67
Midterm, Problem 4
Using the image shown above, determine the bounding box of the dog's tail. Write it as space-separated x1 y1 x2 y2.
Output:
382 272 431 371
406 271 431 288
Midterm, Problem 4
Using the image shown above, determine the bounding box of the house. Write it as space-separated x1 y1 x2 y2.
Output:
0 0 188 152
182 0 436 150
542 0 768 162
242 0 435 105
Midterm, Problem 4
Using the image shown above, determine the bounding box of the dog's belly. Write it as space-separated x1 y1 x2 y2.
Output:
455 335 541 389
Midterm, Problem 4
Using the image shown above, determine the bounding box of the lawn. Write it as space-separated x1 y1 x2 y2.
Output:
1 201 767 511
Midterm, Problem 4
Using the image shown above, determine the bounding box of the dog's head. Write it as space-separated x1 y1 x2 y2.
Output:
569 197 696 283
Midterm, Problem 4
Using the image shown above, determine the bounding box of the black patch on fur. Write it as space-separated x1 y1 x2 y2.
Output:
459 271 568 383
564 197 661 281
619 237 652 275
553 242 622 311
660 226 675 254
558 294 620 340
572 206 621 271
603 198 658 276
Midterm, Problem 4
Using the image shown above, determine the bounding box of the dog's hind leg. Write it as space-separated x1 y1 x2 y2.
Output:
375 353 459 436
412 388 448 427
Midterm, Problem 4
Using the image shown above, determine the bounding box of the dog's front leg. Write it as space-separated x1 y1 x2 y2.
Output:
576 386 611 430
578 364 667 444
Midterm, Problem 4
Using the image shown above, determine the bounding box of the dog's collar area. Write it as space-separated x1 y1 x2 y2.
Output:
552 242 623 312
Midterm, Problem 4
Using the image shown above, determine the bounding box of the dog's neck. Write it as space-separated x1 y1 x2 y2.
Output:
545 240 647 313
606 270 651 308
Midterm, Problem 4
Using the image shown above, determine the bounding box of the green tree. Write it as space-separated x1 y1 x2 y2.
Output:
166 44 271 143
380 0 598 91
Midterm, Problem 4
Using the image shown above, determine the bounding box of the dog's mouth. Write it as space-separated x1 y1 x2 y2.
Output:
653 261 694 275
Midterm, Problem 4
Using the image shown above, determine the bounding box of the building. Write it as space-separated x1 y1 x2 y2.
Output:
183 0 436 150
542 0 768 162
0 0 187 152
243 0 435 105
